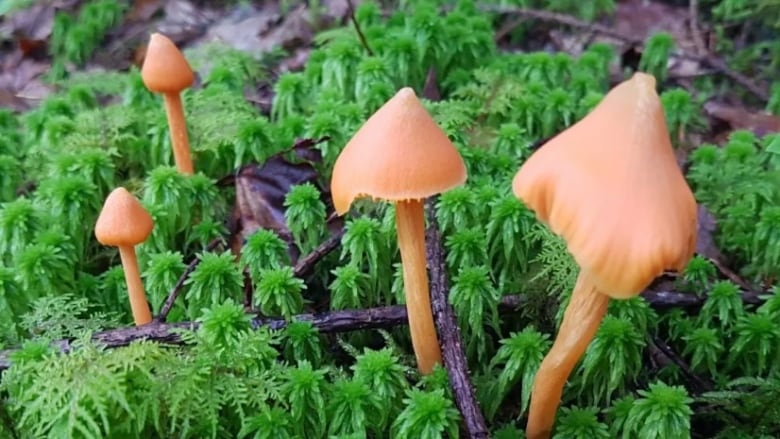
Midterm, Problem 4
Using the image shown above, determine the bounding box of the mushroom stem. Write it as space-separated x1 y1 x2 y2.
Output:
395 198 442 374
163 93 194 175
525 272 610 439
118 245 153 326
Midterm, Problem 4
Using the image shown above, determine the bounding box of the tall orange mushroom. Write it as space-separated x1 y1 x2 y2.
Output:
512 72 697 439
95 187 155 326
331 87 467 374
141 32 195 174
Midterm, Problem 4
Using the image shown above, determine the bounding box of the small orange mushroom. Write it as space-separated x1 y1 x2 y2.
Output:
141 32 195 175
512 72 697 439
95 187 155 326
331 87 467 374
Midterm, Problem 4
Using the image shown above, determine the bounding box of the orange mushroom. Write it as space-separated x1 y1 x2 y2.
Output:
512 72 697 439
95 187 156 326
331 87 467 374
141 32 195 175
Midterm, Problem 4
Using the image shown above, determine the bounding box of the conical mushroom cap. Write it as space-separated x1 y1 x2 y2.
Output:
330 87 467 214
95 187 155 247
141 33 194 93
512 72 697 299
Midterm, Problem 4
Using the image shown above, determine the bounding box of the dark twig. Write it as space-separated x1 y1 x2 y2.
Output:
641 287 764 308
242 269 253 310
708 257 758 293
0 305 408 371
0 286 768 371
492 6 631 43
485 4 770 101
241 229 346 309
425 199 490 439
293 228 346 278
648 335 714 394
689 0 707 56
699 57 770 101
156 238 223 322
422 68 441 101
345 0 373 56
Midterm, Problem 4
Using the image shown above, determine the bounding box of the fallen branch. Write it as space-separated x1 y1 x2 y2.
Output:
425 199 489 439
346 0 374 56
641 287 765 308
689 0 707 57
486 4 770 101
0 287 765 371
0 304 408 371
292 228 345 278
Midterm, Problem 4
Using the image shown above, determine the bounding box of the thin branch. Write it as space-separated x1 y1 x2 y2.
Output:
689 0 707 56
156 238 223 322
422 67 441 101
485 4 770 101
293 228 345 278
491 5 634 43
241 228 345 310
647 335 714 394
0 287 766 371
345 0 374 56
0 305 408 371
708 256 758 293
425 199 490 439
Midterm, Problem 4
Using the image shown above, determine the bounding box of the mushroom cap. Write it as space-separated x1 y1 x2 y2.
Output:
512 72 697 299
330 87 467 214
95 187 155 247
141 33 194 93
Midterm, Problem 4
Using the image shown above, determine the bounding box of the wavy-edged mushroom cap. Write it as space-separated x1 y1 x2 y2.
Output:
141 33 194 93
330 87 467 214
95 187 155 247
512 72 697 299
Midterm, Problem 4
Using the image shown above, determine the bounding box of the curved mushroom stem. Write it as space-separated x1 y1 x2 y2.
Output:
163 93 194 175
118 245 153 326
525 272 610 439
395 198 442 374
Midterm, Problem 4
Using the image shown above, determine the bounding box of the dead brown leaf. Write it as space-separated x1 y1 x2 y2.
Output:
0 2 62 42
614 0 707 78
151 0 220 43
127 0 164 22
192 2 313 55
322 0 357 20
694 203 758 291
0 2 63 110
611 0 695 51
0 57 52 111
548 0 707 79
695 203 722 261
704 100 780 140
221 138 337 264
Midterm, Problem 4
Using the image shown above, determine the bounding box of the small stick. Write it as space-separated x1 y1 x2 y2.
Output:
485 4 770 101
689 0 707 57
241 229 346 310
648 335 713 393
345 0 374 56
293 228 346 278
243 269 253 310
156 238 223 322
425 199 489 439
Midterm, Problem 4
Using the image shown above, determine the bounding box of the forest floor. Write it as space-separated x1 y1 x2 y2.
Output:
1 1 779 437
